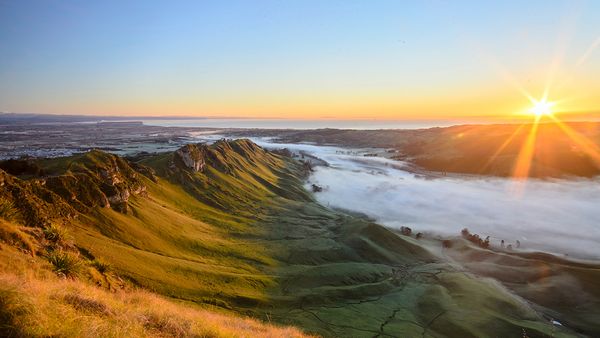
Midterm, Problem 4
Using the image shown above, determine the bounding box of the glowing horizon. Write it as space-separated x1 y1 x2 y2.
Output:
1 1 600 120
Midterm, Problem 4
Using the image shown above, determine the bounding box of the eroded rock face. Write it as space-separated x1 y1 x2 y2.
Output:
0 169 77 226
16 151 150 215
100 168 124 185
129 162 158 182
174 144 206 172
44 174 111 211
106 186 130 204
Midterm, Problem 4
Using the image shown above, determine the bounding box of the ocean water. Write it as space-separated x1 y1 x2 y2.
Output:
139 118 476 130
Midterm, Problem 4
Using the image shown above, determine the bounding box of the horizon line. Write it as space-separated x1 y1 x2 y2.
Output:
2 110 599 122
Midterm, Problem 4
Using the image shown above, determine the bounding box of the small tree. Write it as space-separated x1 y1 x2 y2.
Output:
461 228 470 238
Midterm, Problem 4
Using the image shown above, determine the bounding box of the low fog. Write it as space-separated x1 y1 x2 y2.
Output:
254 139 600 260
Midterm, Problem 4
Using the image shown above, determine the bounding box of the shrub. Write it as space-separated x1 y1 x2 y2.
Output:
0 199 18 221
46 251 82 278
43 224 70 244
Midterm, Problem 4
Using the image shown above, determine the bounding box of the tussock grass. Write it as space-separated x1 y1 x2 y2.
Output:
0 199 18 221
45 250 82 278
42 223 75 251
43 224 69 243
0 270 313 338
91 258 111 273
0 286 31 337
0 219 36 254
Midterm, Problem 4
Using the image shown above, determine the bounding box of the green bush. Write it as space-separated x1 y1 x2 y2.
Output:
43 224 69 244
46 251 82 278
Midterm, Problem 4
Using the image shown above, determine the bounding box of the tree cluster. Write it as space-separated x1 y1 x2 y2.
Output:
460 228 490 249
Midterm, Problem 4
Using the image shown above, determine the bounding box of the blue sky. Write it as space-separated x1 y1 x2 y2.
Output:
1 0 599 118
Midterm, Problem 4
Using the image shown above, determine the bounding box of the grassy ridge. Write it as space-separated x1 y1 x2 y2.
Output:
0 139 587 337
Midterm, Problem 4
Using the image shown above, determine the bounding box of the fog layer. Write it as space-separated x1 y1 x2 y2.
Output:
254 140 600 259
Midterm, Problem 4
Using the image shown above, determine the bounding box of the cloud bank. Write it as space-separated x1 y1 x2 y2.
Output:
256 139 600 259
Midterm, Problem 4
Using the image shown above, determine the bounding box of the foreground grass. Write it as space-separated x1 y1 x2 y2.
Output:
0 247 311 338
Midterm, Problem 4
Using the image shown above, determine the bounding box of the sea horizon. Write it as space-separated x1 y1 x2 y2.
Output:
139 118 469 130
3 111 599 130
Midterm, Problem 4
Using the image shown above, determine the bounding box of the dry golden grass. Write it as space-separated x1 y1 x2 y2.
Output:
0 250 313 338
0 219 37 255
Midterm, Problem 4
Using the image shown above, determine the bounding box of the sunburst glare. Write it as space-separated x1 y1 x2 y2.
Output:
529 99 555 117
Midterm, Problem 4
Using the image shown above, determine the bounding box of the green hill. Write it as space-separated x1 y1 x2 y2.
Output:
0 139 588 337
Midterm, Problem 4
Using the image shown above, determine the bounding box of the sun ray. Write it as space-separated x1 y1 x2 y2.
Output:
548 115 600 165
542 4 580 108
576 36 600 68
512 115 542 182
480 124 526 174
552 35 600 95
469 45 537 104
508 92 599 195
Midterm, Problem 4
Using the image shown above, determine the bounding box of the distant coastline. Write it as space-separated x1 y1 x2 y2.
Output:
2 111 599 130
0 113 472 129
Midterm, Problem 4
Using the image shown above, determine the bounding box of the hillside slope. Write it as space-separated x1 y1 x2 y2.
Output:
0 139 585 337
0 236 310 338
242 122 600 178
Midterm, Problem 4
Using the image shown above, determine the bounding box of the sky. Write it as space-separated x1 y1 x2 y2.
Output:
1 0 600 120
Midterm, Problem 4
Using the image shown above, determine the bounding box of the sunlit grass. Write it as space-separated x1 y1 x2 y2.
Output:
0 258 311 338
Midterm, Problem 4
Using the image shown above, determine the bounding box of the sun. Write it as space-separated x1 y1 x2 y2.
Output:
529 99 555 117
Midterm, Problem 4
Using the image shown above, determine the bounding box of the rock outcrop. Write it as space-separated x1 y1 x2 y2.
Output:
171 140 268 176
0 169 76 226
57 150 147 213
174 144 206 172
0 150 150 219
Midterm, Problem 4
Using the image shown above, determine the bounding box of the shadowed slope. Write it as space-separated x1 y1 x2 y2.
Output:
444 238 600 336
